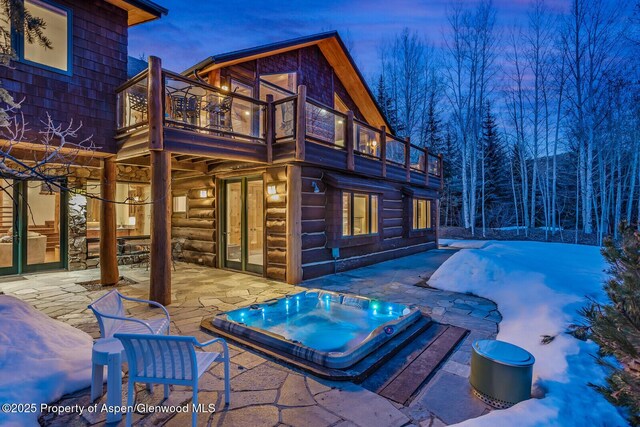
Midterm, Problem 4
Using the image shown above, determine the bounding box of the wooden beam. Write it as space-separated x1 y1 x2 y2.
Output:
149 149 172 305
0 147 102 168
286 164 302 284
163 128 267 163
346 111 355 171
148 56 164 151
435 199 440 247
405 137 411 182
0 139 112 158
116 155 206 174
295 85 307 161
100 157 119 286
266 94 275 164
380 125 387 178
439 154 444 190
425 147 429 186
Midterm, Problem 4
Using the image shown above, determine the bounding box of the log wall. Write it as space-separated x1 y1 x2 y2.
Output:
264 167 288 281
300 166 438 280
171 176 216 267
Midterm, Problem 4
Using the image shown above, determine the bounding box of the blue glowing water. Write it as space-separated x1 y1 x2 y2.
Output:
225 292 408 353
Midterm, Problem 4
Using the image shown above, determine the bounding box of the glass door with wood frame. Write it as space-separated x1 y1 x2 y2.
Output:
0 179 67 276
0 179 19 275
222 177 264 274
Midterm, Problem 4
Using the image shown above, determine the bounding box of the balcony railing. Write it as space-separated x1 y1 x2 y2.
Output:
117 69 267 143
116 74 443 183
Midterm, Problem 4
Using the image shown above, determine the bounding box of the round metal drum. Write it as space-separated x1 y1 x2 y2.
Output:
470 340 535 409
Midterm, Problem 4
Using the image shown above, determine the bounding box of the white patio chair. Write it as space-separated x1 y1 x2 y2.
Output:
88 290 170 338
114 333 231 427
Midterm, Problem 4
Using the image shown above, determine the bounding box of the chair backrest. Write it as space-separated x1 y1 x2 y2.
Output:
115 333 198 384
88 290 125 338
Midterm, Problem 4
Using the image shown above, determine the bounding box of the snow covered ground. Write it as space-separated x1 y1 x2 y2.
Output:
0 296 93 427
429 240 627 426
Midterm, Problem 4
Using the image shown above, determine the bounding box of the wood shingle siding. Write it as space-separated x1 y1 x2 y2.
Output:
0 0 128 153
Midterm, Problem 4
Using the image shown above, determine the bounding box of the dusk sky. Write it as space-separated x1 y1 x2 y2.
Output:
128 0 569 79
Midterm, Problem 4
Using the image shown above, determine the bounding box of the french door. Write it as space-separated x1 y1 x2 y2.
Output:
0 179 68 276
222 177 264 274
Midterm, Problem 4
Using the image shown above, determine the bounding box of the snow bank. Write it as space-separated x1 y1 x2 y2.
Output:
429 241 627 426
0 296 93 427
439 239 490 249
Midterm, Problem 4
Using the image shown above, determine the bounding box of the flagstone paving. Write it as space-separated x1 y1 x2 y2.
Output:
0 248 499 426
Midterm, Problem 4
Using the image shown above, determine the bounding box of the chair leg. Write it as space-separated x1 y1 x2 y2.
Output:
224 358 230 406
164 384 170 400
126 380 135 427
91 362 104 402
191 384 198 427
106 353 123 424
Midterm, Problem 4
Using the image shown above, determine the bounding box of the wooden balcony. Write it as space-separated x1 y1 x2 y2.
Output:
115 65 443 188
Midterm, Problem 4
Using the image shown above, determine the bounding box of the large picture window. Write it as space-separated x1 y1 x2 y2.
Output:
342 192 378 236
18 0 71 73
86 181 151 238
412 198 432 230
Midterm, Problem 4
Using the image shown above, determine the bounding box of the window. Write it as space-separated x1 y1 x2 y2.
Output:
259 72 297 99
172 196 187 213
413 199 432 230
15 0 71 73
0 10 10 55
86 181 151 237
342 192 378 236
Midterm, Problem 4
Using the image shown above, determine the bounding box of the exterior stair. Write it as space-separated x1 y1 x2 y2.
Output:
359 322 468 406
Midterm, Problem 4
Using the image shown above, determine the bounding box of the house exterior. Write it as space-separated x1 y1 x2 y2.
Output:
0 0 166 275
1 5 442 305
114 32 443 303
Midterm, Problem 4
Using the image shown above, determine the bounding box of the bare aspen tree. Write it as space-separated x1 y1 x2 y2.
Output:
562 0 627 235
443 1 497 233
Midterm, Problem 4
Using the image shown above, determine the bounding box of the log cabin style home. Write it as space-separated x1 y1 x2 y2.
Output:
1 1 442 305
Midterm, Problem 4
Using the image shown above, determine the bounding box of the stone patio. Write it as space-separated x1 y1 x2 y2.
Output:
0 248 500 426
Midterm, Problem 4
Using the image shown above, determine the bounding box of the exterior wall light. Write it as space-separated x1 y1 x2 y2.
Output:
199 190 208 198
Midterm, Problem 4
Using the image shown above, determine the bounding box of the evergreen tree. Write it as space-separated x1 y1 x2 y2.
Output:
480 103 510 227
375 74 401 134
580 223 640 425
424 92 444 153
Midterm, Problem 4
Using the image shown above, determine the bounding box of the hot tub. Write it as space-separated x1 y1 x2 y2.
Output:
211 290 421 369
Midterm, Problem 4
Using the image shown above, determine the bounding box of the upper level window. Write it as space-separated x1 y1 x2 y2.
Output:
0 11 10 55
342 192 378 236
413 198 432 230
259 72 296 100
7 0 72 74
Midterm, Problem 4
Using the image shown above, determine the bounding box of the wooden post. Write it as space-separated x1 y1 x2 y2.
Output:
286 164 302 284
404 137 411 182
439 154 444 190
148 56 164 150
149 150 171 305
380 125 387 178
346 111 355 171
295 85 307 161
100 157 119 286
435 199 440 247
266 94 274 164
425 147 430 186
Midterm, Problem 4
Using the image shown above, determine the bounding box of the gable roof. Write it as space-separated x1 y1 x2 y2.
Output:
184 31 392 131
104 0 167 26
